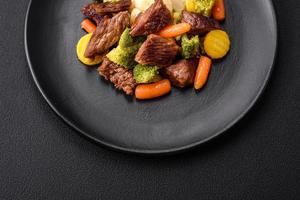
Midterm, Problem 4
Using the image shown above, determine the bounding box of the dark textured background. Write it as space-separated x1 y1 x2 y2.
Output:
0 0 299 199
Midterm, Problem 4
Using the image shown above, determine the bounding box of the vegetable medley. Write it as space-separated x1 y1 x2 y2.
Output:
77 0 230 100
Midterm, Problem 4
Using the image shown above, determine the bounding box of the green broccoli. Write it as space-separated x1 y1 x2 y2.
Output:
107 47 138 68
106 28 145 69
186 0 216 17
181 34 200 59
133 64 161 84
173 12 182 24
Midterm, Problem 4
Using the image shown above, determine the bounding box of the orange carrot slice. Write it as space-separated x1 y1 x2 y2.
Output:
212 0 226 21
159 23 191 38
81 19 96 33
194 56 212 90
135 79 171 100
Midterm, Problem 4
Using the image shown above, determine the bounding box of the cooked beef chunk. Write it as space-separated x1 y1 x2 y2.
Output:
98 57 137 95
84 11 130 58
182 11 220 35
130 0 172 37
81 0 131 24
135 34 180 67
161 59 197 88
81 4 103 24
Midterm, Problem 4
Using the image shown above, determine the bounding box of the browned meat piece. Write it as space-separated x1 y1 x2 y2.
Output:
161 59 197 88
182 10 220 35
84 11 130 58
130 0 172 37
135 34 180 67
81 0 131 24
81 4 103 24
98 57 137 95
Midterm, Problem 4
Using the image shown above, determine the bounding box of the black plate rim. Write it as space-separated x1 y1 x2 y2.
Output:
24 0 278 155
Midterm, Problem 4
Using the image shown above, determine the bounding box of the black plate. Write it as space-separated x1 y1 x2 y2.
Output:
25 0 277 154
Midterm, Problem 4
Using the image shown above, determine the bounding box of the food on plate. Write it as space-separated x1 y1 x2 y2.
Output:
77 0 231 100
133 0 173 12
194 56 212 90
77 33 103 65
84 11 130 58
135 79 172 100
81 19 97 33
212 0 225 21
159 23 191 38
135 34 180 67
181 34 200 59
173 12 182 24
171 0 186 12
98 57 137 95
130 0 172 37
161 59 197 88
181 10 220 35
185 0 216 16
133 64 161 84
106 28 144 68
204 30 230 59
81 0 131 23
130 8 142 24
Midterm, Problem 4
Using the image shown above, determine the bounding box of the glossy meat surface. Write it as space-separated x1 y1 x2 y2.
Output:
130 0 172 37
161 59 197 88
98 57 137 95
182 10 220 35
84 11 130 58
135 34 180 67
81 0 131 24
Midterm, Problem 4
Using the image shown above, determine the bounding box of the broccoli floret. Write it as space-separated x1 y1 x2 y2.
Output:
107 47 139 68
181 34 200 59
186 0 216 17
173 12 182 24
118 28 135 48
107 28 145 69
118 28 145 48
133 64 161 84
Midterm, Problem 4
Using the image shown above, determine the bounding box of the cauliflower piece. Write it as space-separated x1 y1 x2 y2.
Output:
171 0 186 12
131 8 142 24
134 0 173 12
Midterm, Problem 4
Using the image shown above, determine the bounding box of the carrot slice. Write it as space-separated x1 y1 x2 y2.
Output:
159 23 191 38
135 79 171 100
212 0 226 21
194 56 212 90
81 19 96 33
